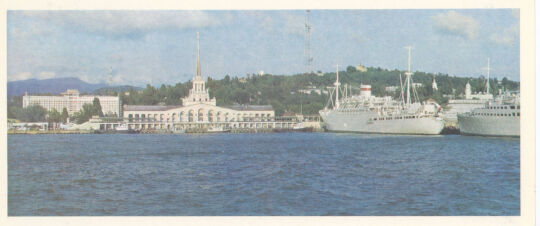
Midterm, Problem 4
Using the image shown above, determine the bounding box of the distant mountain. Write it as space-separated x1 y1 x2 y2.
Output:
92 86 142 95
8 77 108 96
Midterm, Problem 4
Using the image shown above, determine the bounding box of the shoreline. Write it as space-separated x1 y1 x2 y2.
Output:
8 128 462 135
7 128 326 135
8 130 94 135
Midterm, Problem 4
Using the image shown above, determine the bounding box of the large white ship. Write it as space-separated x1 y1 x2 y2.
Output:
319 47 445 135
457 92 520 137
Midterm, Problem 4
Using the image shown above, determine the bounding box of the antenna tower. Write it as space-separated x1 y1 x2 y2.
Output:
304 10 313 76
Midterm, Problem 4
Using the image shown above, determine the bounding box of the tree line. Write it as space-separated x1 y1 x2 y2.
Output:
7 65 520 122
117 66 519 115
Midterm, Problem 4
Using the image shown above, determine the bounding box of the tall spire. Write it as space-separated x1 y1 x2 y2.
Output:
197 32 201 77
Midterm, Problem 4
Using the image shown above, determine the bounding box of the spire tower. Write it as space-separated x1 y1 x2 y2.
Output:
197 32 201 78
182 32 216 106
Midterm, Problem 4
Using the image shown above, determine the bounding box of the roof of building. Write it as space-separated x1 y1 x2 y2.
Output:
223 104 274 111
425 98 437 103
123 104 274 112
123 105 182 111
282 111 297 117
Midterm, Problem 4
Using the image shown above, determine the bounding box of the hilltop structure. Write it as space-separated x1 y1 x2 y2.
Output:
432 76 438 91
356 64 367 72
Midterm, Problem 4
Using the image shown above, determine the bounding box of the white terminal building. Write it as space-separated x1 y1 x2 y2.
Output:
122 32 276 131
22 89 121 116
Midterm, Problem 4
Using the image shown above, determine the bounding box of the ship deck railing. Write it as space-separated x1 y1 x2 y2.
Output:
370 114 440 121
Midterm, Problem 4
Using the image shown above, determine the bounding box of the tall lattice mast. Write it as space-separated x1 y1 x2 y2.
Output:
484 58 490 94
304 10 313 76
404 45 413 106
334 64 340 109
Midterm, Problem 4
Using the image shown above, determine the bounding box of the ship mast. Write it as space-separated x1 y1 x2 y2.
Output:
399 73 405 106
405 46 413 107
334 64 340 109
485 58 490 94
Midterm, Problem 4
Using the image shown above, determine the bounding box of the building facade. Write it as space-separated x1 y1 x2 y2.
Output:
122 32 275 131
123 104 275 130
22 89 121 116
444 81 493 125
464 81 493 100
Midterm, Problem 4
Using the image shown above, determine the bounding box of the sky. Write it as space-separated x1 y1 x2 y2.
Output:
7 9 520 86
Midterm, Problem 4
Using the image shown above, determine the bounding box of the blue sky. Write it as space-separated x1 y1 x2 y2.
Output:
7 10 519 86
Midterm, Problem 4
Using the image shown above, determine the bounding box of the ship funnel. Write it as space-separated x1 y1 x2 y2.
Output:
360 84 371 97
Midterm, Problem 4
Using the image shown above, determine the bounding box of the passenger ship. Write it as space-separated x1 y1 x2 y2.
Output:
457 92 520 137
319 47 445 135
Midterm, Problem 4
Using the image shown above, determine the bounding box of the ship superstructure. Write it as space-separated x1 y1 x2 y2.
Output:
457 92 520 137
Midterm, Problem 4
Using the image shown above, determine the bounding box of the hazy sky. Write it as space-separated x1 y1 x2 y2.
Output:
7 9 519 86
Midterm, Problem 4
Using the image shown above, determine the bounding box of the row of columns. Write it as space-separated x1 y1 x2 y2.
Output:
125 122 295 130
127 112 274 123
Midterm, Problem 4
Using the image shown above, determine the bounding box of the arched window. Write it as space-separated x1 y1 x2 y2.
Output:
198 109 204 122
188 110 194 122
179 112 185 122
208 110 214 122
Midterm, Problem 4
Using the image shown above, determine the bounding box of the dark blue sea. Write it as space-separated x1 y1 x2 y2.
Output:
7 133 520 216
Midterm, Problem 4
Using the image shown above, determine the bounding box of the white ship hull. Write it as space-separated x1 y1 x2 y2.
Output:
457 114 520 137
320 110 444 135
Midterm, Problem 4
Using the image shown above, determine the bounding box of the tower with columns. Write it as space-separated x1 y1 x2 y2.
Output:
182 32 217 106
432 76 438 91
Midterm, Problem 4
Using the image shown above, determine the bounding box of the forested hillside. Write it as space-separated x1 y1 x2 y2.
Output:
118 66 520 116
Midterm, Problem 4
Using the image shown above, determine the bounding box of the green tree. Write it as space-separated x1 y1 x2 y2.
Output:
92 98 104 117
346 65 357 73
233 90 250 104
70 102 104 124
19 105 47 122
61 108 69 123
47 108 62 123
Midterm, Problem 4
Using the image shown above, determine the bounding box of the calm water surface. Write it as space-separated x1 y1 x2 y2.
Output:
8 133 519 215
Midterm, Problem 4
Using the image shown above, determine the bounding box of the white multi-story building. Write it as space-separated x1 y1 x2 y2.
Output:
298 86 325 95
385 86 399 93
412 82 423 88
22 89 121 116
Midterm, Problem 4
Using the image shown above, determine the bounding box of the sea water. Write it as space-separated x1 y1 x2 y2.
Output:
8 133 519 216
